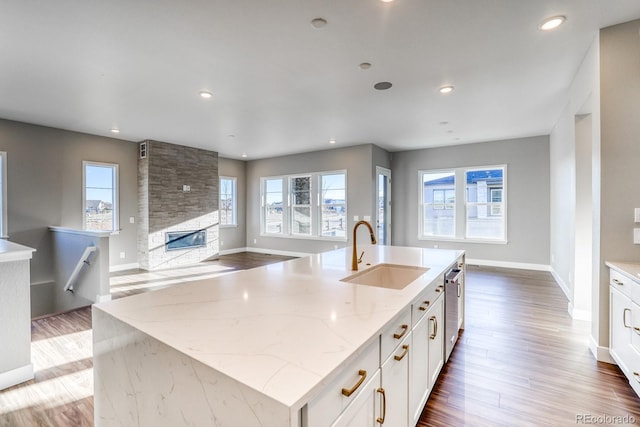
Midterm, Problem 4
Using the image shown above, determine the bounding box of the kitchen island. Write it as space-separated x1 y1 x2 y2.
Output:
93 245 464 426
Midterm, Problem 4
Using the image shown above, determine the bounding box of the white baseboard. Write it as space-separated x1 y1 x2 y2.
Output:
0 363 34 391
246 247 312 258
590 335 615 364
550 267 571 299
466 258 550 272
568 302 591 321
219 247 250 256
110 262 139 273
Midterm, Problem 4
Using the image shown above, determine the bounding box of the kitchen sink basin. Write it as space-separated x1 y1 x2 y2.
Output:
340 263 429 290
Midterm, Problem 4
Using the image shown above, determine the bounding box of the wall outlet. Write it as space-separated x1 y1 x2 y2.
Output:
253 238 257 244
634 228 640 244
119 252 126 259
183 184 191 192
363 215 371 221
129 216 135 224
635 208 640 223
434 244 439 248
353 215 359 221
334 244 339 250
220 241 224 247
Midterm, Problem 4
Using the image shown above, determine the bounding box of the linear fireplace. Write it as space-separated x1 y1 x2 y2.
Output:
165 230 207 251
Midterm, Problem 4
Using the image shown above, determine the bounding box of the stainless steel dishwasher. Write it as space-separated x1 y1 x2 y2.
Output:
445 267 462 361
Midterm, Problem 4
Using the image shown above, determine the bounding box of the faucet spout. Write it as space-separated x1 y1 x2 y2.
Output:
352 220 377 271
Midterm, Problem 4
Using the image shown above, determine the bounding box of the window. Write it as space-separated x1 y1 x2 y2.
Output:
220 177 237 226
83 161 119 231
420 171 455 238
465 167 505 240
264 177 284 235
420 165 506 242
320 173 346 238
261 170 347 240
0 151 6 237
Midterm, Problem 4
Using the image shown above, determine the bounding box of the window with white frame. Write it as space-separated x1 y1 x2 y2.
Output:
83 161 119 231
261 170 347 240
420 171 456 238
0 151 6 237
220 177 237 226
420 165 506 242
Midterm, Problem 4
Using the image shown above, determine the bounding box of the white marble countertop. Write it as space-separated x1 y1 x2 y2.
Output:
606 261 640 280
94 245 463 410
0 239 36 263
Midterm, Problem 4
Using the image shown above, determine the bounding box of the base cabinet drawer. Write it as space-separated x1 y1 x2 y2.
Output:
330 369 382 427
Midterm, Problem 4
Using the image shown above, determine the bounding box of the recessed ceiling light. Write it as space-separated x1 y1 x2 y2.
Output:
199 91 213 99
329 138 336 144
110 128 120 134
311 18 328 29
359 62 372 70
539 16 566 31
374 81 393 90
439 85 454 94
241 153 248 158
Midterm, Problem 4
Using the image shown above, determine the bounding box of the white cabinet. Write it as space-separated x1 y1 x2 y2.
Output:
380 333 411 427
409 291 444 425
330 370 382 427
608 264 640 397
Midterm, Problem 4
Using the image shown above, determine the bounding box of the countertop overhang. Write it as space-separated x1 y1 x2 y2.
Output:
0 239 36 263
94 245 463 411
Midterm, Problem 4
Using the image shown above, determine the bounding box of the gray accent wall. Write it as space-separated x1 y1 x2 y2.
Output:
391 136 550 265
246 144 386 254
598 20 640 345
0 118 138 285
219 157 247 251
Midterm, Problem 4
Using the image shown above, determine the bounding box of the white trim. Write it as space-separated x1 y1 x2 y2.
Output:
466 258 550 272
0 151 7 238
550 267 571 299
96 293 112 303
219 247 251 256
109 262 140 273
590 335 615 364
0 363 34 391
246 247 311 258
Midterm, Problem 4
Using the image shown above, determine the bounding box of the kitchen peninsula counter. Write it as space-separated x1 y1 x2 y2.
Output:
93 245 463 426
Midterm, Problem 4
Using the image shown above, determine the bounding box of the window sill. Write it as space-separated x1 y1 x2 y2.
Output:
221 224 238 229
260 233 347 242
418 236 508 245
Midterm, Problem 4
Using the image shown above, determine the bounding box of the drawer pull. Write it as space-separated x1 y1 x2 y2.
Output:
436 285 444 293
634 372 640 383
341 370 367 397
393 324 408 340
376 387 386 424
394 344 409 361
429 316 438 340
613 278 624 286
419 300 431 311
624 308 632 328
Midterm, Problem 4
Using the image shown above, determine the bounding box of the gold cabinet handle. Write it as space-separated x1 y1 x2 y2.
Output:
393 324 408 340
419 300 431 311
376 387 386 424
634 372 640 383
436 285 444 293
394 344 409 361
457 282 461 298
613 278 624 286
429 316 438 340
341 370 367 397
624 308 632 328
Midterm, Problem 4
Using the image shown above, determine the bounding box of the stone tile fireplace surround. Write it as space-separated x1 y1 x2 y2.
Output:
137 140 219 270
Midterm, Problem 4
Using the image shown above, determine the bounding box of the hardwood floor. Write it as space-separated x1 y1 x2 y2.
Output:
418 267 640 426
1 260 638 426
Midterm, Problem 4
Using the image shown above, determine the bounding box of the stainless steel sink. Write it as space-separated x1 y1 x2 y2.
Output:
340 263 429 290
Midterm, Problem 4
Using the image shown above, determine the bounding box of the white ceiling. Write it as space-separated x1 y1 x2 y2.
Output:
1 1 640 160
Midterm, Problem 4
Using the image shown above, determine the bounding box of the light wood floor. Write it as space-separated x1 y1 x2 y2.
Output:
1 258 638 426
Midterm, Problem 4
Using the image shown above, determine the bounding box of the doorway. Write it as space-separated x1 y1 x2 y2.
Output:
376 167 391 245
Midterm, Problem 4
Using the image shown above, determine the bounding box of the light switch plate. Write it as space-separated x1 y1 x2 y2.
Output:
635 208 640 223
129 216 135 224
635 228 640 244
353 216 359 221
363 215 371 221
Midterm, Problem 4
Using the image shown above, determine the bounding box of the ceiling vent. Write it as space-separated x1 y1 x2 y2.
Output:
139 142 147 159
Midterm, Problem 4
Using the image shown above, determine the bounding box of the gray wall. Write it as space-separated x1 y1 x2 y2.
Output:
219 157 247 252
391 136 550 266
246 144 382 254
598 20 640 344
0 118 138 285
